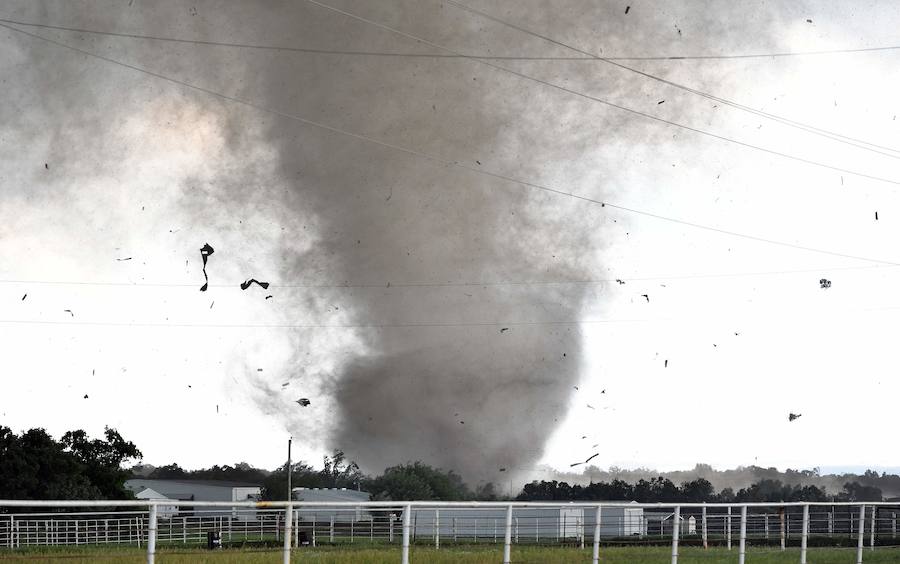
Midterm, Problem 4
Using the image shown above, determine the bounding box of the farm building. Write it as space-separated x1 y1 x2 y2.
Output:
124 479 262 521
410 502 645 540
291 487 372 523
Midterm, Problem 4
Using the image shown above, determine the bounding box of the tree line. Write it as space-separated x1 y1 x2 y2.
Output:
0 426 889 503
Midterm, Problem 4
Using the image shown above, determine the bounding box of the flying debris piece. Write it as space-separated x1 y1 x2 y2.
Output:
641 294 649 302
625 5 630 14
216 404 219 413
44 163 49 169
806 18 813 23
499 468 507 472
265 295 273 300
295 398 311 407
573 386 579 390
188 385 192 388
875 212 879 220
199 243 214 291
83 394 89 399
600 389 606 394
587 404 595 409
584 453 599 464
257 368 263 372
657 100 665 105
615 279 625 285
581 435 587 439
570 462 583 468
240 278 270 291
210 301 214 309
21 294 26 301
500 327 509 333
592 443 599 448
281 382 290 388
460 421 465 424
819 278 832 289
64 309 74 317
789 413 802 422
664 360 668 368
116 257 132 261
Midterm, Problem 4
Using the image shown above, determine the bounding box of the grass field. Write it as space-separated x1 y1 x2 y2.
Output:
1 545 898 563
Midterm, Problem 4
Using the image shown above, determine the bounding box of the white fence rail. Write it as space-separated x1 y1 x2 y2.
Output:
1 500 899 563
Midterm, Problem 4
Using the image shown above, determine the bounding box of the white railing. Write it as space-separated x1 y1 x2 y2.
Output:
1 500 899 564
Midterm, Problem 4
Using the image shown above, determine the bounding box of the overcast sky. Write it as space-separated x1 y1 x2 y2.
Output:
2 0 900 484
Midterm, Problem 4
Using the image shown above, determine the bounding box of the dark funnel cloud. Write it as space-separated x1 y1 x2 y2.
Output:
2 0 789 480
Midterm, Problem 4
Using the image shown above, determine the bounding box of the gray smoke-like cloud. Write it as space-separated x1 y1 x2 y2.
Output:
2 0 791 480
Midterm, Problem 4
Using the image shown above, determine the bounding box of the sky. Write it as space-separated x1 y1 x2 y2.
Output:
1 0 900 486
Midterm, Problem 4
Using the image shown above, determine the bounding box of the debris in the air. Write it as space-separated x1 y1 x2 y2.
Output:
600 389 606 394
476 160 481 165
240 279 270 291
573 386 579 390
216 405 219 413
570 462 583 467
44 163 49 169
806 18 812 23
875 211 879 220
587 404 595 409
500 327 509 333
64 309 74 317
265 295 273 299
21 294 26 301
625 5 630 14
295 398 311 407
199 243 214 291
83 394 88 399
615 279 625 285
257 368 263 372
789 413 802 422
584 453 599 464
819 278 832 289
641 294 649 302
210 301 214 309
675 25 682 35
460 421 465 424
581 435 587 439
116 257 132 261
664 359 668 368
657 100 665 105
499 468 507 472
282 382 290 388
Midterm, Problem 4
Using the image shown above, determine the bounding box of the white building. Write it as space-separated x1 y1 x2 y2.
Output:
124 479 262 521
291 487 371 523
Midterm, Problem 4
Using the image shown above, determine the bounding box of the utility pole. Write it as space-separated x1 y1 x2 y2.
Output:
287 437 292 501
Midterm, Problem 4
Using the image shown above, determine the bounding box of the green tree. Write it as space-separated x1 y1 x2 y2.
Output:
366 462 471 501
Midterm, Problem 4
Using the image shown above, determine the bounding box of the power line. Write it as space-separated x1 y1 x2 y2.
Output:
301 0 900 186
0 263 895 290
2 16 899 62
2 22 898 267
445 0 900 159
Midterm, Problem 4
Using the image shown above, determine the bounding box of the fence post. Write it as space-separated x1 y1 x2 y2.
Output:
8 516 13 548
892 512 896 540
452 517 456 543
147 505 157 564
503 505 513 564
579 515 585 549
401 504 411 564
671 506 680 564
870 506 876 551
800 504 809 564
780 508 786 551
515 517 519 544
701 505 708 549
738 506 747 564
330 516 334 543
592 506 601 564
435 509 439 549
282 504 292 564
857 504 866 564
828 511 833 537
727 506 732 550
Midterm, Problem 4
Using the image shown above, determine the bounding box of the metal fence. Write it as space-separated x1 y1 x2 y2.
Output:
1 500 899 563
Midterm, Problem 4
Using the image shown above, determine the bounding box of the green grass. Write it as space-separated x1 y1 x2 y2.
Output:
1 544 898 563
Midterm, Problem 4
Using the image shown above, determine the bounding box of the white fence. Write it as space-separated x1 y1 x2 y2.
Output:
1 500 899 563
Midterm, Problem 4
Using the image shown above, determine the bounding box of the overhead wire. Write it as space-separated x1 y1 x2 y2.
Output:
299 0 900 186
444 0 900 159
2 16 900 62
1 22 899 270
0 263 896 290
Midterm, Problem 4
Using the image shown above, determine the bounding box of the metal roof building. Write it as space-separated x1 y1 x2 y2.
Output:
124 479 262 521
